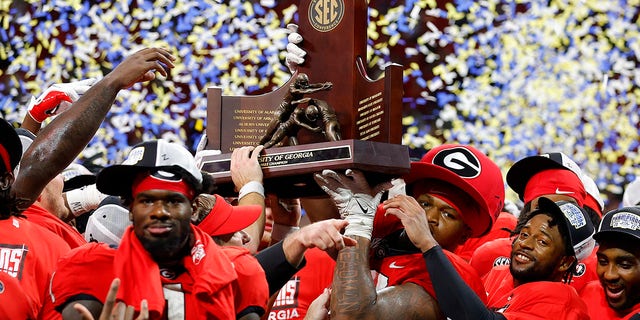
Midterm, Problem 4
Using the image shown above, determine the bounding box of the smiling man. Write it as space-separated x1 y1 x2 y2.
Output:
581 207 640 319
387 196 594 319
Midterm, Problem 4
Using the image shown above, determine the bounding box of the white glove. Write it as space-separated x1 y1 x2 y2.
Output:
314 169 391 239
285 24 306 73
27 78 97 123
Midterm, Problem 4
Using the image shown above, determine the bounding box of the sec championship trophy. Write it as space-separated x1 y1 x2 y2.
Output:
200 0 409 197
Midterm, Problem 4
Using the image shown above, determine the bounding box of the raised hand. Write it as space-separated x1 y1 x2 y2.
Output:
73 278 149 320
304 288 331 320
382 194 438 252
27 78 97 123
230 145 264 193
313 169 392 239
103 47 176 90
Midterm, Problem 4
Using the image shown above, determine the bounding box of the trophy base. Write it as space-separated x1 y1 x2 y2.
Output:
198 139 411 198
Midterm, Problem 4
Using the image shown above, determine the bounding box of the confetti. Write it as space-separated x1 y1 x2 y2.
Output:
0 1 638 208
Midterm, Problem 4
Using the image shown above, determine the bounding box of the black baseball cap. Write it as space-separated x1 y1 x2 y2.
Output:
507 152 583 200
529 197 596 261
594 206 640 243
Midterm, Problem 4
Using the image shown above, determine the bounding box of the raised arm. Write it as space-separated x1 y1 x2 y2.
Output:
11 47 176 212
256 218 354 296
312 170 441 319
230 145 266 254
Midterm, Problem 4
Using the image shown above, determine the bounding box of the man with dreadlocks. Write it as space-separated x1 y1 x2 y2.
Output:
0 118 71 319
0 47 177 318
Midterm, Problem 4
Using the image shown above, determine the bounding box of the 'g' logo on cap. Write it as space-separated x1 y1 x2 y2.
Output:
432 147 481 179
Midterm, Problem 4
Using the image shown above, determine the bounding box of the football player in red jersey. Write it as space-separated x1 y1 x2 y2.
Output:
581 207 640 319
314 144 505 319
392 197 592 319
55 139 238 320
470 152 600 291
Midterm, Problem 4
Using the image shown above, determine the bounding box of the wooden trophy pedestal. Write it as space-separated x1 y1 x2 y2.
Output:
198 139 409 198
201 0 409 197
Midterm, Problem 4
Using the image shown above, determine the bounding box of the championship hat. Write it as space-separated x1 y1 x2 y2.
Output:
404 144 505 237
97 140 202 198
507 152 585 203
62 163 96 192
593 206 640 243
530 197 596 261
622 179 640 207
0 119 22 174
196 194 262 237
84 196 131 246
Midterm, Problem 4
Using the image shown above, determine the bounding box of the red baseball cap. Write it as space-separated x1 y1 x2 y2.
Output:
404 144 505 237
196 194 262 237
506 152 584 203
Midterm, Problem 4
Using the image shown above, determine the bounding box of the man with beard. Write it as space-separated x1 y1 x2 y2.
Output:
581 207 640 319
388 197 593 319
50 139 240 320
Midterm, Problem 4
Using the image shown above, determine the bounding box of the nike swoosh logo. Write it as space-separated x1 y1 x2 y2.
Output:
555 188 575 195
389 261 405 269
355 199 369 214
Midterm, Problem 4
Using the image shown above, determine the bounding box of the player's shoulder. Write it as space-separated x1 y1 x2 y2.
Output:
57 242 116 268
0 216 69 247
222 246 264 276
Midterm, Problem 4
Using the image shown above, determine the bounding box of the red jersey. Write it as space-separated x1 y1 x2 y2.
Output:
455 211 517 261
43 227 238 320
0 270 38 319
470 237 513 278
483 266 589 319
0 217 70 315
40 242 116 320
268 248 336 320
23 204 86 248
372 250 487 303
221 246 269 317
580 280 640 320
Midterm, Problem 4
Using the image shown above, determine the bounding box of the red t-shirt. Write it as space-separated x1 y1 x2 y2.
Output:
221 246 269 317
455 211 517 261
268 248 336 319
23 204 86 248
372 250 487 304
580 280 640 319
0 217 70 315
483 266 589 319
